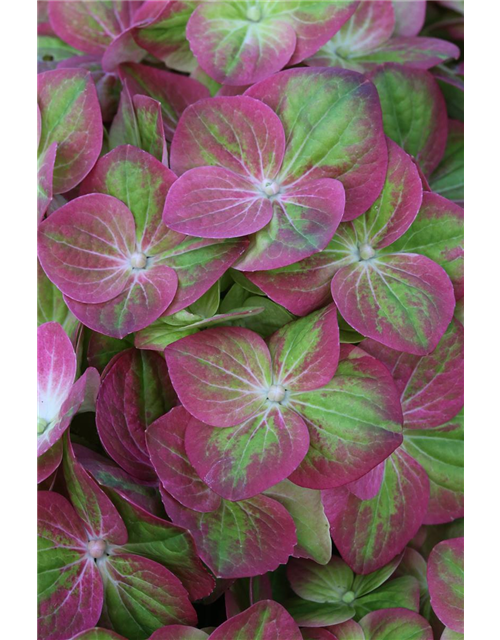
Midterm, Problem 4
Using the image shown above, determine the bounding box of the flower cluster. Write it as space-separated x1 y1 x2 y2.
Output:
37 1 464 639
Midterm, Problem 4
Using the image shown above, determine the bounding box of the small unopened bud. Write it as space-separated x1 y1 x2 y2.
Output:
130 252 148 269
247 5 261 21
267 384 286 403
37 417 49 434
359 244 375 261
262 180 280 197
88 539 107 559
342 590 355 604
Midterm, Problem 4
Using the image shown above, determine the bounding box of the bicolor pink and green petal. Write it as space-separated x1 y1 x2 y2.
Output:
370 65 448 175
322 448 430 574
245 68 387 222
74 444 164 517
106 488 215 601
359 608 433 640
289 346 403 490
166 95 344 269
305 1 458 73
131 1 198 73
38 146 246 337
38 491 103 640
361 319 464 429
161 489 297 579
109 84 168 164
430 120 464 205
63 435 128 545
96 348 177 482
147 406 222 513
118 62 210 140
37 322 99 457
310 141 457 355
427 537 464 633
186 1 358 86
38 69 102 193
209 600 303 639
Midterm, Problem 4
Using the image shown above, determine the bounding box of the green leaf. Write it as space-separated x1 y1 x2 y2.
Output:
264 480 332 565
353 575 420 619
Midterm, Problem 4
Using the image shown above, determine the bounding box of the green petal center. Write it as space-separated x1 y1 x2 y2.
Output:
342 590 355 604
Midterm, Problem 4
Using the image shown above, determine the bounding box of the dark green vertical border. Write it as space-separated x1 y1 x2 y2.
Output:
465 0 500 640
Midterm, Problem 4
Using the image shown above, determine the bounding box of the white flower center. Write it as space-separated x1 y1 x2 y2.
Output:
267 384 286 403
88 539 107 559
37 417 49 435
262 180 280 197
359 243 375 261
130 252 148 269
247 5 261 21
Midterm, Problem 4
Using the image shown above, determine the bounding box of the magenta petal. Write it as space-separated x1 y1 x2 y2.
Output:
38 194 135 304
186 6 297 86
48 0 135 54
245 246 342 316
165 327 272 428
163 167 272 238
393 1 427 37
170 96 286 179
209 600 302 640
185 406 309 501
101 28 146 72
287 1 360 64
37 439 63 484
96 349 177 482
361 319 464 429
38 322 76 425
427 538 464 633
38 492 104 640
234 178 345 272
146 406 222 513
75 444 164 517
332 1 396 55
322 449 430 574
346 461 385 501
332 253 456 355
65 264 178 338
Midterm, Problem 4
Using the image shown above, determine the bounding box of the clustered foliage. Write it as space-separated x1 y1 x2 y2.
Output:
37 1 464 639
